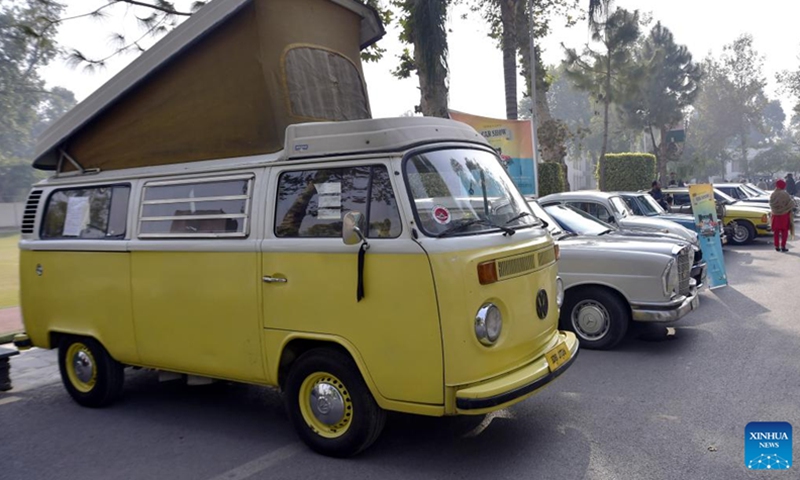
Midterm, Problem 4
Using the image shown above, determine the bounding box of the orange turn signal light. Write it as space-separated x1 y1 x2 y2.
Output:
477 261 498 285
554 244 560 261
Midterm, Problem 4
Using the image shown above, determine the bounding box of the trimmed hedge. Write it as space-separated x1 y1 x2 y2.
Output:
538 162 566 197
596 153 656 191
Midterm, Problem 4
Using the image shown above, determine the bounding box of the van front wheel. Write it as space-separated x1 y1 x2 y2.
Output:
58 336 124 408
284 349 386 457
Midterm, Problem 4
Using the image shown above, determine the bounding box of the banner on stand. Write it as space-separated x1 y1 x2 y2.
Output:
688 184 728 289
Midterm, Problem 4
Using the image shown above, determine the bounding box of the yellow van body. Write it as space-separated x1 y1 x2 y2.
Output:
18 118 578 455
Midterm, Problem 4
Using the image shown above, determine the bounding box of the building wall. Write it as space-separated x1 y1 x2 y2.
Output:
0 203 25 229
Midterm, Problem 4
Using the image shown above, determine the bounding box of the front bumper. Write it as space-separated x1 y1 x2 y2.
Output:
630 285 700 323
454 331 579 413
756 224 772 234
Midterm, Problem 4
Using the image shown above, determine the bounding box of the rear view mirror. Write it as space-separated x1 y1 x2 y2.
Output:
343 211 367 246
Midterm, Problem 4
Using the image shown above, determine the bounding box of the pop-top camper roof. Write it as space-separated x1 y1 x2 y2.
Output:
34 0 385 173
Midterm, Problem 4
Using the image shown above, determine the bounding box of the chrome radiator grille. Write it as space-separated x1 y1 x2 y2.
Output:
677 246 692 296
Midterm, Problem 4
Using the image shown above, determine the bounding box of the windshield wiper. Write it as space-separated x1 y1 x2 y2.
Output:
504 212 531 225
436 218 516 238
597 229 614 236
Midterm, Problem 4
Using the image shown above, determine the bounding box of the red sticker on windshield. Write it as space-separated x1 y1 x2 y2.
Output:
433 205 451 225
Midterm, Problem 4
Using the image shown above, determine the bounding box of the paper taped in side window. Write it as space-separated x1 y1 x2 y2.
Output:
315 182 342 219
63 196 90 236
318 208 341 220
315 182 341 195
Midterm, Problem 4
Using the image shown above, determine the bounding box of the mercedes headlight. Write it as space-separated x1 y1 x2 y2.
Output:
475 303 502 346
661 259 678 297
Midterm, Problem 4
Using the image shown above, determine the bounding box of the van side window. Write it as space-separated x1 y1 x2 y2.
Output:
276 165 401 238
41 185 130 239
139 176 253 238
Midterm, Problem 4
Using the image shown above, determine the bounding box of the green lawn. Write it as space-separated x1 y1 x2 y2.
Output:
0 233 20 308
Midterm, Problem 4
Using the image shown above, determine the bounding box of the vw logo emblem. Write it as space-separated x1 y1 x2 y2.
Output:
536 289 549 320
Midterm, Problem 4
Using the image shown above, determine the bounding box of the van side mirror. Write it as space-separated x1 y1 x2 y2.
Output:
343 211 367 246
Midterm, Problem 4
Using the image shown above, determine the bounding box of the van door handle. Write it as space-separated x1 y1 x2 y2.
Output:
262 276 287 284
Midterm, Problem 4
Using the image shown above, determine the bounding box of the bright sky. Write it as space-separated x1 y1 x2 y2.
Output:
39 0 800 121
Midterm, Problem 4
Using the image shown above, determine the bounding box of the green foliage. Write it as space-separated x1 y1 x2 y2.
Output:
597 153 655 191
538 162 566 196
562 8 641 159
751 143 800 176
617 21 702 179
0 156 45 202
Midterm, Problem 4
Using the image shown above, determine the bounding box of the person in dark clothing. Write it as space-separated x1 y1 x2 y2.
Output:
649 181 669 209
785 173 797 196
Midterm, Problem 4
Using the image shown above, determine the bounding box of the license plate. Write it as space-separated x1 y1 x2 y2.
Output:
545 341 570 372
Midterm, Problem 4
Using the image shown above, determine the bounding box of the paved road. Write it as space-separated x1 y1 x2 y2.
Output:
1 240 798 480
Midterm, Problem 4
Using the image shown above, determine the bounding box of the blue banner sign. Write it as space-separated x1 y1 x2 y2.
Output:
688 184 728 289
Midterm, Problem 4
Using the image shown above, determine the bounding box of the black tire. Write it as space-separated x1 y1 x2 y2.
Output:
729 221 755 245
560 286 629 350
284 348 386 457
58 336 124 408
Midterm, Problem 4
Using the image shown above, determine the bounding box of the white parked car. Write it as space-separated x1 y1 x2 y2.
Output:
529 201 702 350
539 191 698 244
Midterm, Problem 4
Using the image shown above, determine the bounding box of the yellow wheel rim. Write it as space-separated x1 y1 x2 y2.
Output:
298 372 353 439
65 343 97 393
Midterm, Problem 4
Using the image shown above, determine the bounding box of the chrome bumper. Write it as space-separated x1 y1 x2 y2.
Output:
630 286 700 323
691 262 708 289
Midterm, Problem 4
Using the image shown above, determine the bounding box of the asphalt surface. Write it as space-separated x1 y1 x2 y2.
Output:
1 239 798 480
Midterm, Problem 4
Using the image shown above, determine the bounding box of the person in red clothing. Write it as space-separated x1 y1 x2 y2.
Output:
770 179 794 252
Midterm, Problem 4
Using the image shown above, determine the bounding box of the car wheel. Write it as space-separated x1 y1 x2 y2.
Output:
729 221 755 245
285 348 386 457
560 286 629 350
58 336 124 408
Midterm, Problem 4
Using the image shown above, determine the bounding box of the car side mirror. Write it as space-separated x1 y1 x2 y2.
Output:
343 211 367 246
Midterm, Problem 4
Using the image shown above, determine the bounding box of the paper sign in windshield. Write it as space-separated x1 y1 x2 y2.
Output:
315 182 342 220
63 196 90 236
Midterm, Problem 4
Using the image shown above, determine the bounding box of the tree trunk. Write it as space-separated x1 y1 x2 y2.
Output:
601 54 611 163
500 0 517 120
648 126 660 182
411 0 449 118
739 134 748 177
658 125 669 182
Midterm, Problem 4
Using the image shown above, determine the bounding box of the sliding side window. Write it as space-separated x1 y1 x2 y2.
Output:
139 176 253 238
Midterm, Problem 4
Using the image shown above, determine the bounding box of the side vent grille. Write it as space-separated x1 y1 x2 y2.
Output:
537 247 556 267
21 190 42 234
497 254 536 279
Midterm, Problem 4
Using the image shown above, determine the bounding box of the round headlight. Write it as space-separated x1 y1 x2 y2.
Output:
475 303 502 346
556 277 565 308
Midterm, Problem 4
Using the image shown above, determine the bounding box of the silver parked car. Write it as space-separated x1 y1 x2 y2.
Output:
539 190 698 243
529 200 701 350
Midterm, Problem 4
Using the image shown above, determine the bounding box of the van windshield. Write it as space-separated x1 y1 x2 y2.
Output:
404 148 538 237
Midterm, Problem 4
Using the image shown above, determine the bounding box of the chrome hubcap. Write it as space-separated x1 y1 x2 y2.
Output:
309 382 345 426
572 301 611 340
72 350 94 383
733 225 748 242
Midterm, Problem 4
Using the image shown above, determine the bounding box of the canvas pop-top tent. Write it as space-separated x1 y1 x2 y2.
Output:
33 0 385 173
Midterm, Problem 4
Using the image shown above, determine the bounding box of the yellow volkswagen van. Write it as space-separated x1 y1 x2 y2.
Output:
17 117 578 456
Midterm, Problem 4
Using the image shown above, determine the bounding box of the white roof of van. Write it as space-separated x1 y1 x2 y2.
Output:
33 0 384 170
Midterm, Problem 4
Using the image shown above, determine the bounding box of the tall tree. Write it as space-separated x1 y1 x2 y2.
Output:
719 34 767 176
392 0 451 117
0 0 75 201
618 22 701 181
563 7 640 186
684 57 738 178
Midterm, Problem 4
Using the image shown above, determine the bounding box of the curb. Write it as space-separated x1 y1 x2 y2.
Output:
0 332 20 345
